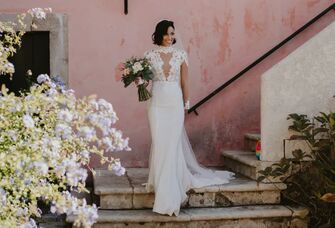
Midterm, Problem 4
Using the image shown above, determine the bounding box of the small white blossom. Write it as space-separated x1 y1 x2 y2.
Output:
28 8 47 19
101 137 114 152
20 218 37 228
58 109 73 122
46 88 58 97
66 168 88 186
16 207 28 217
23 114 35 128
10 102 22 113
0 187 6 206
55 123 72 140
80 150 90 160
42 137 61 159
34 160 49 175
112 161 126 176
7 130 17 141
37 74 50 84
97 98 114 112
78 126 96 141
73 202 98 227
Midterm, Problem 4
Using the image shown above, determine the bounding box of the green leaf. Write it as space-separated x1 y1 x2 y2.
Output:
292 149 304 160
289 135 307 140
256 176 266 182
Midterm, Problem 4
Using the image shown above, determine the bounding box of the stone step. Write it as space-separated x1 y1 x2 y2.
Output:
94 168 286 210
67 205 308 228
222 150 276 181
244 133 261 152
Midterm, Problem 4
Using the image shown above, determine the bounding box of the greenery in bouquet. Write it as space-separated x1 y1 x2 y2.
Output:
119 57 153 102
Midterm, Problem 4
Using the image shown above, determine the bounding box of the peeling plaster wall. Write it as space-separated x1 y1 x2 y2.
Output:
0 0 334 167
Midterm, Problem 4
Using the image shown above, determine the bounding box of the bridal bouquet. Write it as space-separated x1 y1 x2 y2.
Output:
116 57 153 102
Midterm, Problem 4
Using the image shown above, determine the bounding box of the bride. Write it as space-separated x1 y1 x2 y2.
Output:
135 20 235 216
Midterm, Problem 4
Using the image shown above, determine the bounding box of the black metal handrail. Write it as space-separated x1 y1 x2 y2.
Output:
188 3 335 115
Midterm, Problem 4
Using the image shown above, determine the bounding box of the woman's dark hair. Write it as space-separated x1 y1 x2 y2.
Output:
152 20 177 45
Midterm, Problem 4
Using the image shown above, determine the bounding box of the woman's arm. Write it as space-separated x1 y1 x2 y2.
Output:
180 61 190 110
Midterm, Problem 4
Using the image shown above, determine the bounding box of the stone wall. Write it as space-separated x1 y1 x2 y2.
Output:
261 21 335 161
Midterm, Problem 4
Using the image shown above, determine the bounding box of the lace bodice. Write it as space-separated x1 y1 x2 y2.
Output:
144 46 188 83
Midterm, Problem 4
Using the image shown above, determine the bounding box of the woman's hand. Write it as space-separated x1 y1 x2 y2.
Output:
135 77 149 87
135 77 140 87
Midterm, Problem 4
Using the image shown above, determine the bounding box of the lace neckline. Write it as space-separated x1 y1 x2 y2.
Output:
156 45 174 54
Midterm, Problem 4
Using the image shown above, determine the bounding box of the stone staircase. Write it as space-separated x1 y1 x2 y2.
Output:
222 133 279 182
94 168 285 210
67 133 308 227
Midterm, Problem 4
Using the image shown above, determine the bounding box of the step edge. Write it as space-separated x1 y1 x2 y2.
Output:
67 205 303 223
222 150 260 167
245 133 261 141
95 184 286 195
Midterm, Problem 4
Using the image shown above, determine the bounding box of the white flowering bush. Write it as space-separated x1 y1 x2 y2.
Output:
0 75 131 227
0 8 131 227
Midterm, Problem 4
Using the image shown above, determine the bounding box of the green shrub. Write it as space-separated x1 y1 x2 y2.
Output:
258 112 335 227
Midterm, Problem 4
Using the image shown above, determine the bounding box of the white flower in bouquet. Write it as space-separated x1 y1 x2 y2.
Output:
132 61 143 74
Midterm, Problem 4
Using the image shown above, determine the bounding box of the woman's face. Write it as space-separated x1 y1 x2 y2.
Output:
162 26 175 46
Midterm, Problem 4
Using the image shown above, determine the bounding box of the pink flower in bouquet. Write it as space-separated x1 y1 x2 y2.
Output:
123 68 131 76
114 63 125 82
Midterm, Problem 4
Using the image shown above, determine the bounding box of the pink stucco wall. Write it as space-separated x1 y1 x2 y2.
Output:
1 0 334 168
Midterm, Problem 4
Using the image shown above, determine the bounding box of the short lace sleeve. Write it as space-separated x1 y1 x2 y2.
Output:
180 50 189 66
144 50 152 59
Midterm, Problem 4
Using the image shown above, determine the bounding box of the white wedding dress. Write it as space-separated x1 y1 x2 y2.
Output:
143 45 235 216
